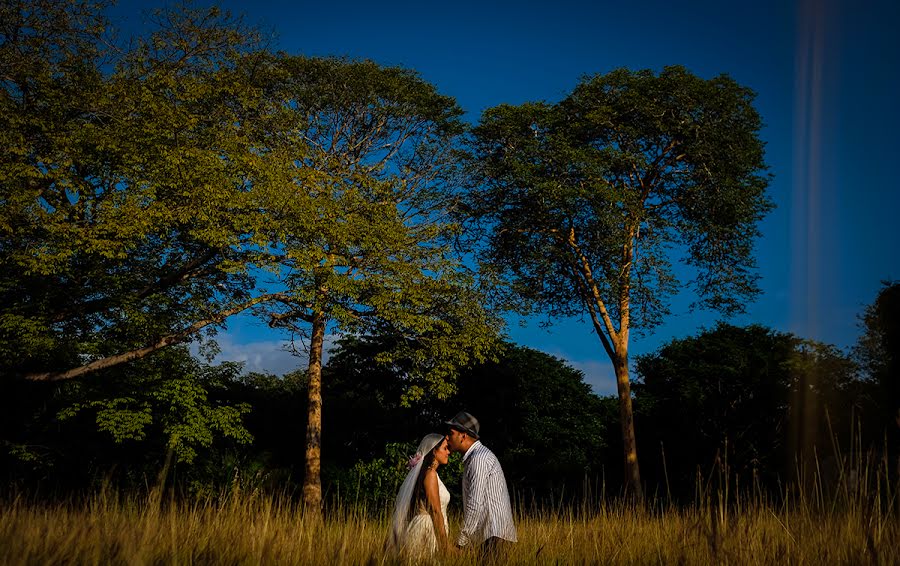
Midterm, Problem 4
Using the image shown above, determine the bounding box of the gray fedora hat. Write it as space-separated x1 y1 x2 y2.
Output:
445 411 480 439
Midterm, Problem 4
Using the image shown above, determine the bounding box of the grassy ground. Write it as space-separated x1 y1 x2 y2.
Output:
1 488 897 565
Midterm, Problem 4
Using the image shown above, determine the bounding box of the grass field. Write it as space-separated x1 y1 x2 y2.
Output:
2 484 898 565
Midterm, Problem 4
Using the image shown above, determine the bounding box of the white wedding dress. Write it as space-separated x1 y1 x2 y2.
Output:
400 475 450 558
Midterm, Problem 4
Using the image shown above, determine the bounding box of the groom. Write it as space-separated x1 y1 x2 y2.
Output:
445 411 517 557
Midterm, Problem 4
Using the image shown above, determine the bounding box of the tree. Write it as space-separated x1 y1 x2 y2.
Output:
0 345 252 491
0 0 290 382
854 281 900 481
468 66 772 497
259 57 499 509
634 324 857 497
320 336 444 469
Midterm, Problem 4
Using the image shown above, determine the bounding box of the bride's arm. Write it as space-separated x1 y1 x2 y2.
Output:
424 470 450 551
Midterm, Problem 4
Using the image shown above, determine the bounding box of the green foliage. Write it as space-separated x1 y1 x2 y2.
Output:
323 339 608 501
633 323 859 497
452 345 608 497
0 0 286 381
55 347 252 465
0 347 256 493
258 56 501 399
335 442 413 508
321 337 441 467
183 448 285 498
468 65 773 329
855 281 900 411
853 281 900 481
329 441 464 512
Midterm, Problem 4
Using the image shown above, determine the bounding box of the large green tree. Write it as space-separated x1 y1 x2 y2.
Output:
259 57 499 508
0 0 291 382
468 66 772 497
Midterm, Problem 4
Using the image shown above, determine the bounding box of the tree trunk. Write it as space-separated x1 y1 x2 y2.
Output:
613 355 643 500
302 310 326 510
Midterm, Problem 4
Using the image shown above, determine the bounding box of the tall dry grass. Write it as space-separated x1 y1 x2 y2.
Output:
2 439 898 565
1 485 897 565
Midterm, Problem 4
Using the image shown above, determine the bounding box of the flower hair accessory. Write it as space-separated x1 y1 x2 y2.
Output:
407 454 423 469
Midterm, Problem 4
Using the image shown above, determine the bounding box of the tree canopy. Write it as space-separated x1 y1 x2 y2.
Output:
468 66 773 496
0 0 291 382
249 56 500 507
0 2 500 506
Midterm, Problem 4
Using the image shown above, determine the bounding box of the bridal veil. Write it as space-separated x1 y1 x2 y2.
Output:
388 433 445 551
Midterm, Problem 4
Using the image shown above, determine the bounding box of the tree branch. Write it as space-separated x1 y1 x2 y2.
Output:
50 248 222 324
25 293 290 382
561 226 620 349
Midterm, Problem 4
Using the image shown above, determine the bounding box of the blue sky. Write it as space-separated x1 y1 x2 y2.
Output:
111 0 900 394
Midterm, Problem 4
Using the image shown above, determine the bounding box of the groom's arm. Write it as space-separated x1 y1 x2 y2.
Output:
457 451 489 547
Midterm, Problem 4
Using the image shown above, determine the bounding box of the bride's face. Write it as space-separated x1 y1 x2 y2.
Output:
433 437 450 466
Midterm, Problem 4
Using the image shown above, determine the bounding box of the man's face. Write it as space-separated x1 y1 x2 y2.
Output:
446 427 465 452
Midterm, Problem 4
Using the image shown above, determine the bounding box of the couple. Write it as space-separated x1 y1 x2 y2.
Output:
389 411 517 560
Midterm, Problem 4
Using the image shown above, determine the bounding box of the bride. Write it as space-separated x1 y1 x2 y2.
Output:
389 433 451 558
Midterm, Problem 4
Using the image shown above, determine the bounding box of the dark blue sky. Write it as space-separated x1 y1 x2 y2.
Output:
111 0 900 393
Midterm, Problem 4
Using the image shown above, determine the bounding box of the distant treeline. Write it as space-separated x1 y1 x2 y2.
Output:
3 281 898 507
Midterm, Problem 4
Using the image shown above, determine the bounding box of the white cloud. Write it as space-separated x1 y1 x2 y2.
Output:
190 332 342 376
538 347 618 396
565 359 618 396
191 331 618 395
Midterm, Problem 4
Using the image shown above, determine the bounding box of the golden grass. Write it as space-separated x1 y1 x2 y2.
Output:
1 488 897 565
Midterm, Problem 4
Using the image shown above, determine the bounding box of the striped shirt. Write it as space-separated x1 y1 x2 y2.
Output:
457 441 517 546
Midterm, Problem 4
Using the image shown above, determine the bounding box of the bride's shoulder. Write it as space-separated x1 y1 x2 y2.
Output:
423 468 440 490
430 469 448 486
